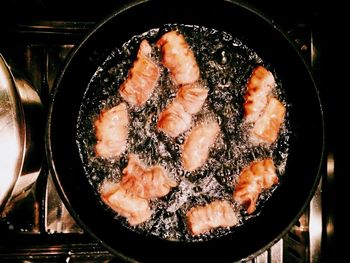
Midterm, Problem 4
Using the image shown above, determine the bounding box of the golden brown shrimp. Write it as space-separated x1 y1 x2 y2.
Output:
121 154 177 199
251 97 286 144
176 83 208 115
244 66 275 123
187 200 238 235
157 31 200 85
94 102 129 158
119 39 160 107
157 101 192 138
233 158 278 214
182 120 220 172
100 180 152 226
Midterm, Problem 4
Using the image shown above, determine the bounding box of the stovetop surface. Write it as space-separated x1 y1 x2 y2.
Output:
0 1 340 262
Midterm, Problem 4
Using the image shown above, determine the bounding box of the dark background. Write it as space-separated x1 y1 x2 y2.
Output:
0 0 343 261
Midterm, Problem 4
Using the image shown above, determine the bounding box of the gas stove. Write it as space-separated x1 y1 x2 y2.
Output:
0 1 332 262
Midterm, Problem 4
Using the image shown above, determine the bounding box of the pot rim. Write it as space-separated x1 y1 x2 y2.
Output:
0 53 26 212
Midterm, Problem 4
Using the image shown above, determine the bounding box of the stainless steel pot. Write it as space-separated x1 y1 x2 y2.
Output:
0 53 43 215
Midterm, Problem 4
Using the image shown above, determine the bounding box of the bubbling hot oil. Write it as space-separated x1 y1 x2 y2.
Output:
76 24 290 242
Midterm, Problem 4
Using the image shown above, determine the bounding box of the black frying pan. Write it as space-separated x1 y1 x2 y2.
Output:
46 0 324 262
